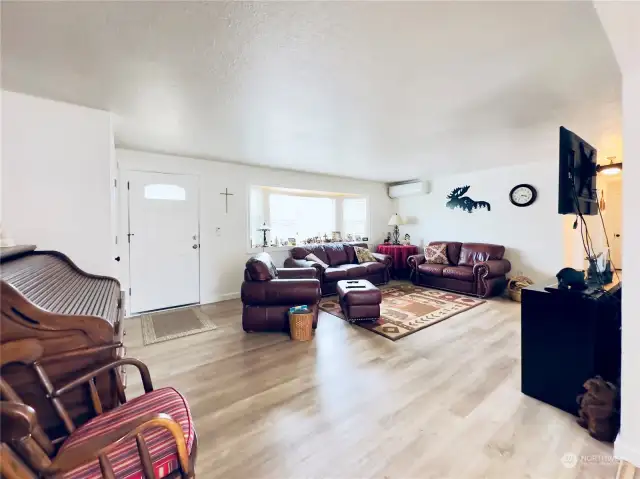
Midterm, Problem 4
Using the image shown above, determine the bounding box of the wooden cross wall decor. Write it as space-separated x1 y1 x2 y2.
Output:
220 188 234 214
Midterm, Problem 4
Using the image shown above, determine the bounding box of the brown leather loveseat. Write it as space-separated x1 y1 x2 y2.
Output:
242 252 321 332
407 242 511 298
284 242 392 296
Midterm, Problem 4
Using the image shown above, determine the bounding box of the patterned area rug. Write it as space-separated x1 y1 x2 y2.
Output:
141 307 217 345
319 284 484 340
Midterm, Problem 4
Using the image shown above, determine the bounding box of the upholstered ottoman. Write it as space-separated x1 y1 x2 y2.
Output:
337 279 382 322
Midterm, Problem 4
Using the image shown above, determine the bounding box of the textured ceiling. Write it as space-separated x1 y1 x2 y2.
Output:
1 1 621 181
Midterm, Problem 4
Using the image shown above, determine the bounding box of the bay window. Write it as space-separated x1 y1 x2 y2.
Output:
249 186 369 248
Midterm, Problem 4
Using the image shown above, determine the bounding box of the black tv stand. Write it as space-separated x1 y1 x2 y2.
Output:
521 278 621 415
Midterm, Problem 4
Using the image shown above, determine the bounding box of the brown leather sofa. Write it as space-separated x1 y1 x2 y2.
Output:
242 252 322 332
407 242 511 298
284 242 392 296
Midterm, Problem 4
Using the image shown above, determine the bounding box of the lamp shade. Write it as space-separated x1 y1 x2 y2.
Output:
257 222 271 231
388 214 405 226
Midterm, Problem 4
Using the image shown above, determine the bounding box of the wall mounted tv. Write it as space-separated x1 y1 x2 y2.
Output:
558 126 598 216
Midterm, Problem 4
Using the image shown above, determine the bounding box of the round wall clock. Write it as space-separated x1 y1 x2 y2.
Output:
509 184 537 207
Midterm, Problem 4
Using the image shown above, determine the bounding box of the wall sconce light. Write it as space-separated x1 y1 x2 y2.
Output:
597 157 622 176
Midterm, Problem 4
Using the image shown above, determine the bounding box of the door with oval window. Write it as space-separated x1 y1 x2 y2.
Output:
127 171 200 313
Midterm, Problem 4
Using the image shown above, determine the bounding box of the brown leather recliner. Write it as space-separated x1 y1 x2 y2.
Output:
241 252 322 332
407 242 511 298
284 242 392 296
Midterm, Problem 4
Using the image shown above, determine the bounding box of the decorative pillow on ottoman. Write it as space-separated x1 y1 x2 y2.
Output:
354 246 377 264
424 243 449 264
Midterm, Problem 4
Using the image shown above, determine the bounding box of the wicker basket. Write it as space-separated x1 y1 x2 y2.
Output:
507 276 534 302
289 311 314 341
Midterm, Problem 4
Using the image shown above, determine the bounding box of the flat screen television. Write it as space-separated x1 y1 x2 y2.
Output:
558 126 598 216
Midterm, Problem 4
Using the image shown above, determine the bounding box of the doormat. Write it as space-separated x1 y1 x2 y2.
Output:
141 307 217 345
319 284 484 340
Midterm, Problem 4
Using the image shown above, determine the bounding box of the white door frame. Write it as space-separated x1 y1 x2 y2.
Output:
118 169 201 315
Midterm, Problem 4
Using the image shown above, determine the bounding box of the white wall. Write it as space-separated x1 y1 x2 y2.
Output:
616 67 640 467
117 149 394 306
596 2 640 467
1 91 116 276
396 160 566 283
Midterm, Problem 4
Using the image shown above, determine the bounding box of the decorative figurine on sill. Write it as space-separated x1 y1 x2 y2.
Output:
404 233 411 245
346 233 354 242
384 232 392 244
323 233 329 243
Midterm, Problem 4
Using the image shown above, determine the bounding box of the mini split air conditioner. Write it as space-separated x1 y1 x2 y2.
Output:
388 181 430 199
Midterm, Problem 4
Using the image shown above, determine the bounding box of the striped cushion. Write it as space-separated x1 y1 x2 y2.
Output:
60 388 195 479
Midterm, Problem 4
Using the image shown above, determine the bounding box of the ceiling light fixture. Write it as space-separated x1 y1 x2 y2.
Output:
597 157 622 176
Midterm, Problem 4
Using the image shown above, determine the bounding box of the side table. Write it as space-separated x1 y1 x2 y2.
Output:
376 244 419 279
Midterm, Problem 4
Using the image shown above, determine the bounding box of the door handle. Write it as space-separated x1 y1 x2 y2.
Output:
114 256 121 262
192 244 199 249
615 234 621 238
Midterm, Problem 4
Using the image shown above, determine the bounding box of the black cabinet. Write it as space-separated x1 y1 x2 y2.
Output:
520 280 621 415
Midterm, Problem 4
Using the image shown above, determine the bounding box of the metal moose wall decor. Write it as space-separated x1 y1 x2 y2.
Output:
446 186 491 213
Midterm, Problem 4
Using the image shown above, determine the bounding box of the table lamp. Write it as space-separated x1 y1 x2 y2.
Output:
388 214 405 245
257 222 271 250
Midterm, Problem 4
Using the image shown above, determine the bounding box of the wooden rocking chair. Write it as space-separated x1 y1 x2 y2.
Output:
0 339 197 478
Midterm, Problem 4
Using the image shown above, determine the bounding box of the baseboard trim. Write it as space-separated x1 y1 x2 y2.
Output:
126 293 241 318
615 435 640 468
203 292 240 304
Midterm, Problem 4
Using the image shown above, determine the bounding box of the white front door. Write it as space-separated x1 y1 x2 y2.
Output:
127 171 200 313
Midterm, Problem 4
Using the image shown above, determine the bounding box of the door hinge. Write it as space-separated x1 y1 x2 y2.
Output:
127 181 130 190
115 236 118 245
129 288 132 295
114 179 117 188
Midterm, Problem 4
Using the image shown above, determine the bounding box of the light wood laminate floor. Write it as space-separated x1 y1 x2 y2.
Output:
124 293 618 478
